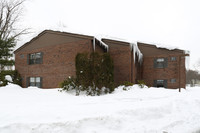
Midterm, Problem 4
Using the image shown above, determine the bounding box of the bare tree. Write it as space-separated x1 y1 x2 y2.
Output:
0 0 27 72
0 0 27 40
186 69 200 87
193 58 200 73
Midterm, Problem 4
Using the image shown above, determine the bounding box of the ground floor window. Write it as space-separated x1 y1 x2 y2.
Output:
170 79 176 83
154 79 167 88
27 77 42 88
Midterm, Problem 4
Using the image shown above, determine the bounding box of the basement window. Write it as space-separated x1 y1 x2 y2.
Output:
154 58 168 68
154 79 167 88
28 52 43 65
29 77 42 88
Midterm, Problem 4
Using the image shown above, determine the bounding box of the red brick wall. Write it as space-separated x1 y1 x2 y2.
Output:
142 56 186 88
102 39 133 85
15 31 187 89
15 39 95 88
138 43 186 89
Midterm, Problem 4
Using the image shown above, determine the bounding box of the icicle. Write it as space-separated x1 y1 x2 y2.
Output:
135 42 143 65
130 42 143 65
94 37 109 52
184 50 190 70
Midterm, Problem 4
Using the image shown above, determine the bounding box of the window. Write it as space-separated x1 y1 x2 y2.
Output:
154 58 168 68
171 79 176 83
20 54 24 59
28 77 42 88
28 52 43 65
154 79 167 88
171 57 176 61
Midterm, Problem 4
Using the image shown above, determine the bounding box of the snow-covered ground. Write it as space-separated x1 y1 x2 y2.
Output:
0 84 200 133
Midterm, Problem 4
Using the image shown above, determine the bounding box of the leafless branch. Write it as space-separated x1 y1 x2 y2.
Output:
0 0 28 41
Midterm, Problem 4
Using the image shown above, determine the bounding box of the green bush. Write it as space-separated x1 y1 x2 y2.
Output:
61 52 114 96
120 81 134 91
0 70 22 86
122 81 134 87
59 76 81 96
137 80 146 88
76 53 91 90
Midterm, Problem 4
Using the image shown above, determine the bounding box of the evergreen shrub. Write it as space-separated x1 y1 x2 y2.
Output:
0 70 22 86
61 52 114 96
122 81 134 87
137 80 146 88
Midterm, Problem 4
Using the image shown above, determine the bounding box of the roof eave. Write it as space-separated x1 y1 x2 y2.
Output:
14 30 94 53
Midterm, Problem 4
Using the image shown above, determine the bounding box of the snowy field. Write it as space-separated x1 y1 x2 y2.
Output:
0 84 200 133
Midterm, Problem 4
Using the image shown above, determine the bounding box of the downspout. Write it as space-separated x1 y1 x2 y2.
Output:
93 37 95 52
179 56 181 92
131 46 134 83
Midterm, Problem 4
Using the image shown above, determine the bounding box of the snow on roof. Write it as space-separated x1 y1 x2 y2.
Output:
95 34 131 44
94 34 135 52
153 42 190 69
155 42 190 69
137 40 183 51
17 29 189 67
95 35 143 64
94 36 109 51
155 43 178 50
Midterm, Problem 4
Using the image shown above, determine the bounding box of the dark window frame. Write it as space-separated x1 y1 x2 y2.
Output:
154 79 167 88
29 77 42 88
171 57 177 61
170 79 176 83
28 52 43 65
154 57 168 68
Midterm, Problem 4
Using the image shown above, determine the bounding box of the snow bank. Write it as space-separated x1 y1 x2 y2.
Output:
0 84 200 133
27 86 41 89
0 83 22 90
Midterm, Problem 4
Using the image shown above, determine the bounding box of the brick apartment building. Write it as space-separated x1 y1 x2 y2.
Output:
14 30 188 89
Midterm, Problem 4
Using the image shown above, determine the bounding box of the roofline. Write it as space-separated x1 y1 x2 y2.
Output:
14 30 187 55
14 30 94 53
137 42 185 53
46 30 94 39
101 38 131 46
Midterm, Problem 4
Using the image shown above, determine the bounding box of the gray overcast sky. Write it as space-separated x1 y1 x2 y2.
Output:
17 0 200 69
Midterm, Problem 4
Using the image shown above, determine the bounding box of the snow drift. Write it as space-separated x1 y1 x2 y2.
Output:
0 84 200 133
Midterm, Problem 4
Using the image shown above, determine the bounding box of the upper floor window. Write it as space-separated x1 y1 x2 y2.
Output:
20 54 24 59
28 52 43 65
154 58 168 68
